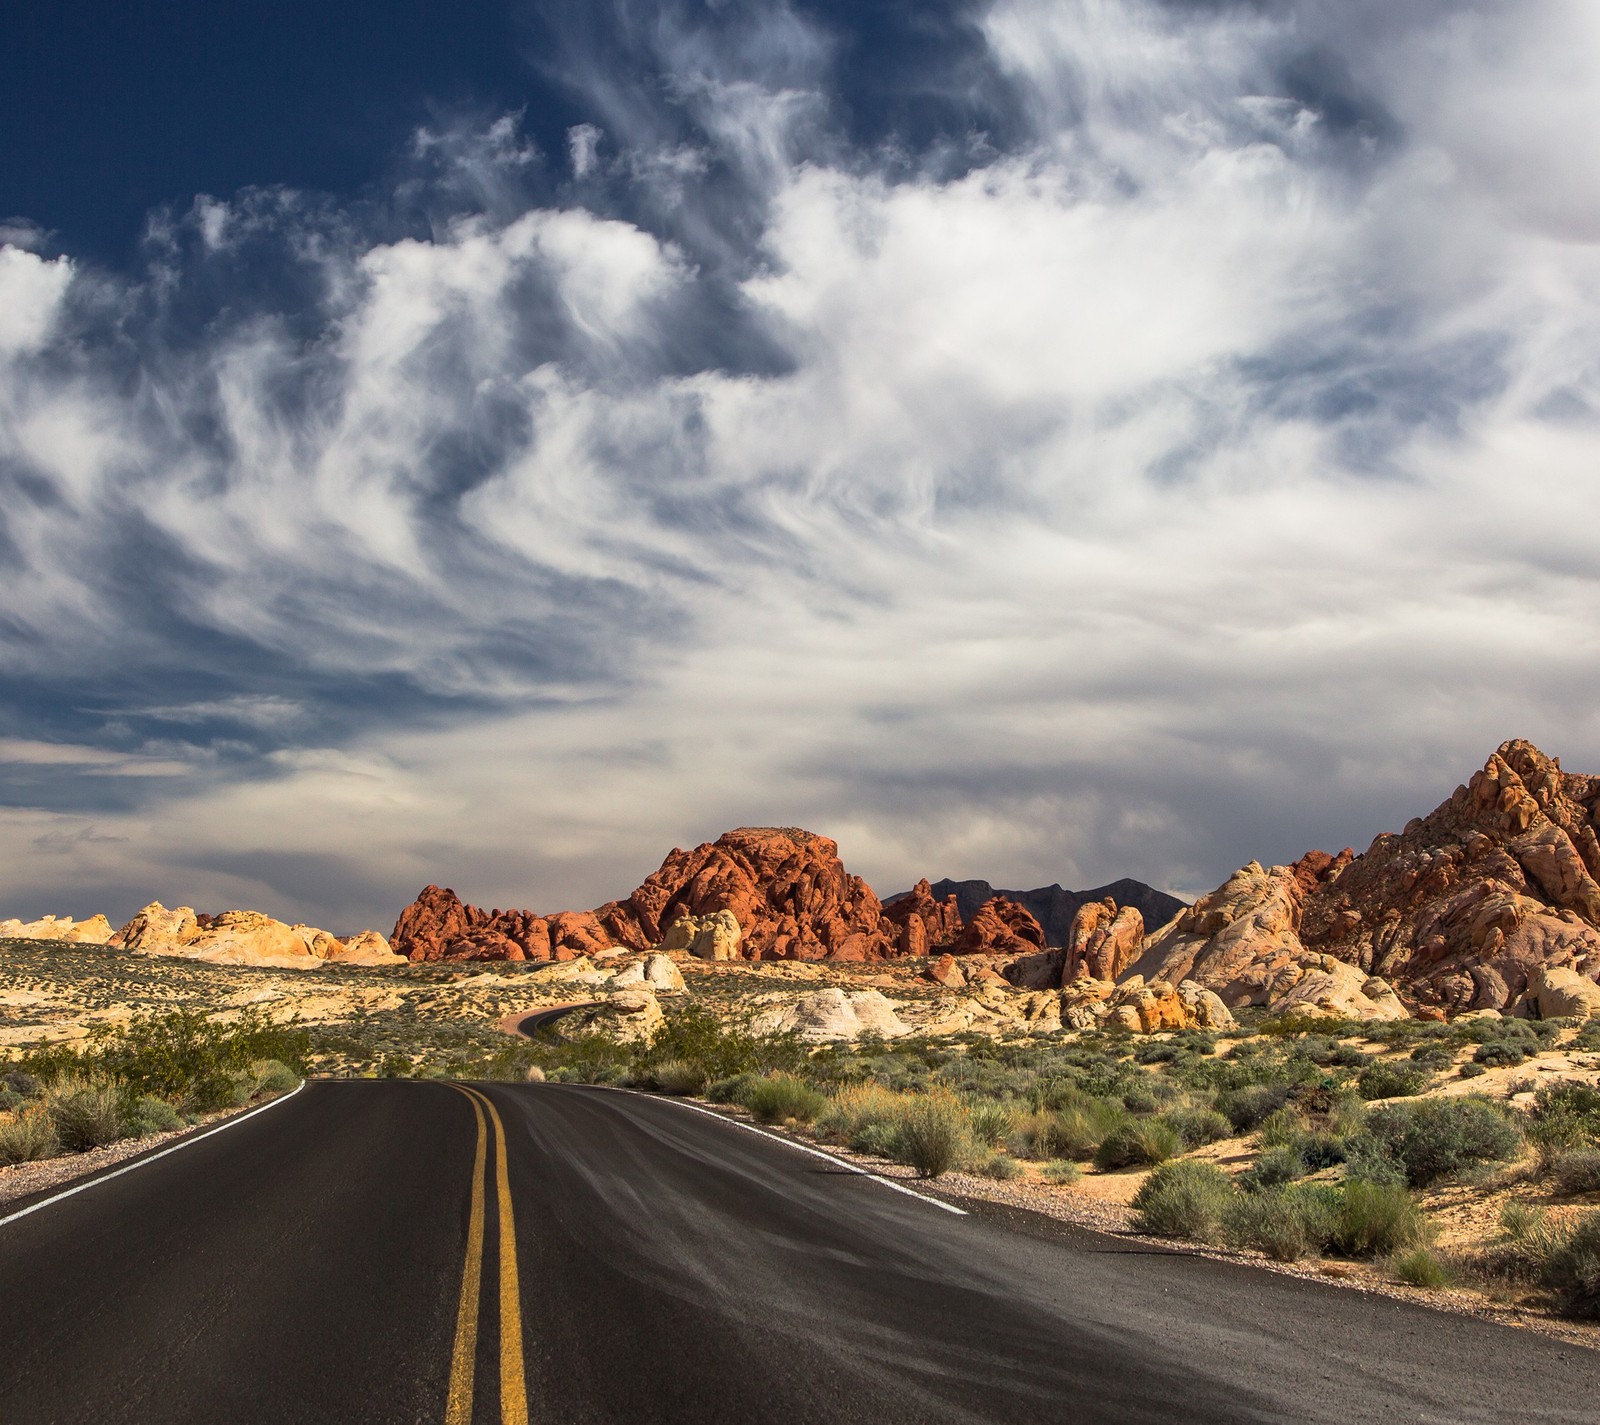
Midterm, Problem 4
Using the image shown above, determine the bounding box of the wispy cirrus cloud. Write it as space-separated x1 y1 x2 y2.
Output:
1 0 1599 929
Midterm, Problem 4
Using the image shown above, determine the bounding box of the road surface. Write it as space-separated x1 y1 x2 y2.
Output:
0 1079 1596 1423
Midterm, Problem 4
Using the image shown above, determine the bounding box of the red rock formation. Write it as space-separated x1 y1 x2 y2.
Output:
392 827 902 963
1064 899 1144 982
883 878 964 956
952 897 1046 956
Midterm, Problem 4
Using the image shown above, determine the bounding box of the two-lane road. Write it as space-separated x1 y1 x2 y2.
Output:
1 1080 1596 1423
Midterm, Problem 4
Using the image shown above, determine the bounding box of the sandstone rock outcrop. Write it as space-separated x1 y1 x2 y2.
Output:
393 827 901 963
109 901 402 968
1064 899 1144 982
552 989 665 1044
751 988 910 1042
1132 740 1600 1019
883 879 964 956
657 909 742 961
610 952 687 992
953 898 1046 956
0 913 115 944
1527 965 1600 1021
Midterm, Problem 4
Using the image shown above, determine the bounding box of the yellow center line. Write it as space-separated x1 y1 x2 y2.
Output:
444 1087 487 1425
459 1085 530 1425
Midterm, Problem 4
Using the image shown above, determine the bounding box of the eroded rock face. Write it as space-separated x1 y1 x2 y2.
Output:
109 901 401 968
658 909 742 961
0 913 115 944
883 879 964 956
1527 965 1600 1021
394 827 901 963
1131 740 1600 1019
751 988 910 1042
1064 899 1144 982
953 898 1046 956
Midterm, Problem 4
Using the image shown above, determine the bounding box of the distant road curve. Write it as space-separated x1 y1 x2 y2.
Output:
497 1001 597 1038
1 1080 1597 1423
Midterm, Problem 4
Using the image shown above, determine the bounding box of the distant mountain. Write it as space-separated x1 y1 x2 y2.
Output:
893 878 1187 949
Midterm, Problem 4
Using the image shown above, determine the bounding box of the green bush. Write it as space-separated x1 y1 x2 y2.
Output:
1542 1212 1600 1319
1223 1186 1337 1262
1093 1118 1181 1170
964 1098 1021 1148
1216 1084 1292 1132
1391 1247 1452 1288
1243 1145 1307 1190
635 1003 802 1085
706 1072 761 1104
1356 1061 1430 1100
976 1152 1023 1181
4 1070 41 1098
1473 1040 1528 1069
86 1007 310 1111
819 1083 907 1157
122 1094 183 1137
1332 1180 1429 1258
1550 1149 1600 1197
1163 1107 1231 1148
744 1073 827 1125
648 1059 708 1096
1529 1081 1600 1163
0 1110 59 1164
1042 1159 1082 1185
48 1084 125 1152
1011 1094 1127 1161
1366 1097 1522 1187
1257 1107 1310 1149
1458 1062 1487 1079
250 1059 300 1096
1409 1043 1457 1072
1132 1160 1235 1241
892 1093 972 1179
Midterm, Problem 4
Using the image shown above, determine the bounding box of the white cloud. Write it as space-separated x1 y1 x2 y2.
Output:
3 0 1600 928
0 246 71 356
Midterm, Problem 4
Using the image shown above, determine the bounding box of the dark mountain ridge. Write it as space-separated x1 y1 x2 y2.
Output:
889 878 1187 949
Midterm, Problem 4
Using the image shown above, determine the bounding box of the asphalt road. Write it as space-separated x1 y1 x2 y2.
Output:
1 1079 1597 1424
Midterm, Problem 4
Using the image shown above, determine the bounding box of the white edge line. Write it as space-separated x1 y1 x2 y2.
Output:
578 1083 967 1217
0 1079 308 1231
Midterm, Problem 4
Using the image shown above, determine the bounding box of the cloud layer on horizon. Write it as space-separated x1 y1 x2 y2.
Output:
3 0 1599 931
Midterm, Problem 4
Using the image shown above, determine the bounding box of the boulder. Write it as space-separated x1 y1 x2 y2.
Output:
553 989 664 1044
883 878 964 954
1527 965 1600 1021
751 988 911 1042
1176 980 1236 1030
112 902 201 950
611 952 687 992
926 953 966 989
326 931 405 966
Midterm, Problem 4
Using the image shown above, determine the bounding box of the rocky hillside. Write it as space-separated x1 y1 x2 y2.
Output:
910 877 1186 946
1133 739 1600 1019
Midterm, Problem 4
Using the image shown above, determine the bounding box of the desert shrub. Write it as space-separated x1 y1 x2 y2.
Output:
4 1070 41 1098
0 1088 24 1114
1367 1097 1522 1187
1132 1160 1235 1241
1356 1061 1430 1100
1163 1107 1231 1148
892 1093 973 1179
1473 1040 1528 1069
1134 1040 1181 1064
744 1073 827 1125
1573 1019 1600 1053
88 1008 310 1111
122 1094 183 1136
1216 1084 1292 1132
1223 1186 1338 1262
1257 1107 1309 1149
1391 1247 1452 1288
524 1065 545 1083
964 1098 1021 1147
1457 1062 1487 1079
1042 1159 1082 1185
1012 1093 1127 1161
1529 1081 1600 1164
1296 1131 1350 1171
1258 1013 1361 1038
635 1003 803 1084
707 1072 761 1104
1242 1145 1307 1190
1542 1212 1600 1319
250 1059 300 1095
647 1059 708 1096
1332 1180 1429 1257
976 1152 1023 1181
0 1109 59 1164
820 1083 906 1157
1409 1043 1457 1071
1093 1118 1181 1170
1549 1150 1600 1197
1120 1082 1160 1114
47 1084 125 1151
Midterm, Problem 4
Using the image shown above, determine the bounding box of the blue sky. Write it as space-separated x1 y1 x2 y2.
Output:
3 0 1599 932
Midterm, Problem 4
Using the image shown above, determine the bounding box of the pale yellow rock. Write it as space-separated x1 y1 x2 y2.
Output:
326 930 404 966
657 910 742 961
1176 980 1237 1030
113 902 201 950
1528 965 1600 1020
611 952 686 992
0 913 115 944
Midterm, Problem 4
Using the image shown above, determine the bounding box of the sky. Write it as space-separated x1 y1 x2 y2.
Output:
3 0 1599 934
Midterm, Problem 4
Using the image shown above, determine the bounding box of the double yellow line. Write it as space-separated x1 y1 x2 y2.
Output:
445 1085 528 1425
